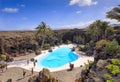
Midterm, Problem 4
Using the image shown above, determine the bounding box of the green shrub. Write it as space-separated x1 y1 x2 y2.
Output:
104 39 120 55
85 43 90 49
96 40 108 49
106 79 116 82
35 49 41 55
6 55 14 62
0 64 4 67
104 73 112 80
105 64 120 75
78 45 84 51
86 50 92 56
79 47 82 51
0 54 6 60
104 74 116 82
43 43 50 50
111 59 120 65
84 60 93 69
28 49 34 53
89 40 95 47
67 40 71 44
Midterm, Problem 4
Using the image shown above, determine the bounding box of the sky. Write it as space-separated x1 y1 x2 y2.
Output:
0 0 120 31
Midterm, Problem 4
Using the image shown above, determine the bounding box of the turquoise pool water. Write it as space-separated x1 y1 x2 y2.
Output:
37 46 78 68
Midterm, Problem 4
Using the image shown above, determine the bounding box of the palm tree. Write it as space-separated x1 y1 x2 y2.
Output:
0 37 4 54
86 21 101 42
107 5 120 21
95 20 110 39
86 20 110 41
35 21 52 50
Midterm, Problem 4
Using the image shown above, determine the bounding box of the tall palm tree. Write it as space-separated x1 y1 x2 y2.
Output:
86 22 101 42
86 20 110 42
35 21 52 50
95 20 110 39
0 37 4 54
107 5 120 21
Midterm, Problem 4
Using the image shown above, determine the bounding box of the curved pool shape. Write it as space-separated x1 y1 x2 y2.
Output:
37 46 78 68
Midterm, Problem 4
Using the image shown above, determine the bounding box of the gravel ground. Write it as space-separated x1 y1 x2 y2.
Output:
0 67 84 82
0 67 38 82
51 67 84 82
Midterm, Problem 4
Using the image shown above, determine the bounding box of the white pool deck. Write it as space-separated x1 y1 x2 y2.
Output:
8 44 94 72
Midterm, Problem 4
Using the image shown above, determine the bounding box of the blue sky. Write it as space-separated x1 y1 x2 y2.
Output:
0 0 120 30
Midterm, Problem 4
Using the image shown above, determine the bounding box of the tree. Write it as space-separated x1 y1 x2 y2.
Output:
86 22 100 42
73 35 84 44
105 27 114 38
96 40 108 49
107 5 120 21
35 22 52 50
86 20 110 42
0 38 4 54
105 39 120 55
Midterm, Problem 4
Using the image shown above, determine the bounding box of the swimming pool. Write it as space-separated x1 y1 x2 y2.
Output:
37 46 78 68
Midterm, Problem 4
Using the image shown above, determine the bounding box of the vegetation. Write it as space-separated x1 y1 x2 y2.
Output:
107 5 120 21
96 40 108 49
104 74 116 82
0 29 86 56
111 59 120 65
77 4 120 82
104 39 120 55
84 60 93 69
43 43 50 50
36 21 52 50
86 20 110 42
0 54 6 60
105 58 120 76
0 4 120 82
73 35 84 44
106 64 120 75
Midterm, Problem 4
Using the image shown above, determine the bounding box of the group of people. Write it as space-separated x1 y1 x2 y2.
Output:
27 58 37 67
23 59 36 78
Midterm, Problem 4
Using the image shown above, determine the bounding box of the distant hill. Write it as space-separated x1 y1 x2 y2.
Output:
110 24 120 27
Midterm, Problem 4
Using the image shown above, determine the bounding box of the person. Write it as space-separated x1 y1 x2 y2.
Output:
80 65 83 67
6 64 7 70
33 61 36 67
31 68 33 75
69 63 74 71
23 69 26 78
27 59 29 65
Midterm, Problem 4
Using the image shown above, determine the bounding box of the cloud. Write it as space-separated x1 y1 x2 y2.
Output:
61 20 94 29
60 19 120 29
76 10 81 14
69 0 98 6
103 19 119 25
2 8 19 13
